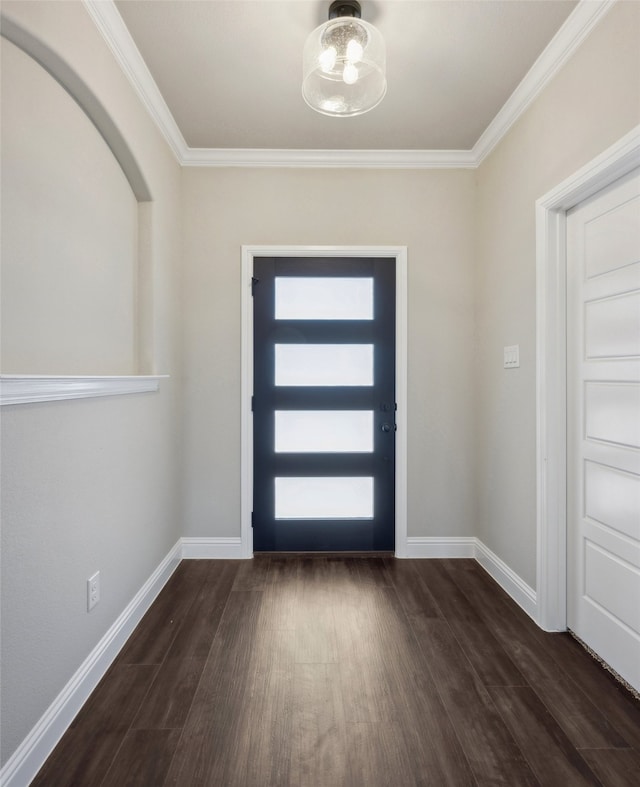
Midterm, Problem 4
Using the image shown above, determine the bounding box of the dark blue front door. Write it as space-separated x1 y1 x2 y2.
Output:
252 256 396 552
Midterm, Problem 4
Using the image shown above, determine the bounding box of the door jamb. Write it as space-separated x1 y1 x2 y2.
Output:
535 126 640 631
241 245 408 558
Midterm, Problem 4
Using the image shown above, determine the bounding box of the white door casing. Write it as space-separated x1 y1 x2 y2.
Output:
566 169 640 691
536 126 640 633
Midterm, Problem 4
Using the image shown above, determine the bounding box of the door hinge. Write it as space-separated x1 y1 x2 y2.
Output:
251 276 260 296
251 511 255 528
251 395 254 411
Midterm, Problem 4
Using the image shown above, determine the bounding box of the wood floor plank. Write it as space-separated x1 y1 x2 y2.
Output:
70 663 159 731
289 663 349 787
232 554 271 590
410 617 539 786
257 555 301 631
265 554 302 586
212 628 296 785
294 558 338 664
32 664 158 787
383 661 478 786
333 577 393 665
412 560 527 687
580 747 640 787
349 585 478 785
383 557 443 620
338 657 397 723
349 555 393 587
489 686 604 786
346 721 419 787
100 728 181 787
32 729 126 787
162 590 263 786
210 621 296 786
533 631 640 751
449 617 529 688
242 658 294 787
165 559 239 659
131 656 206 730
411 558 478 621
117 561 210 665
447 559 630 750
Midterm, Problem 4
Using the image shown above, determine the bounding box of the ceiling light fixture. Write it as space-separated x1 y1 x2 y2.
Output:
302 1 386 117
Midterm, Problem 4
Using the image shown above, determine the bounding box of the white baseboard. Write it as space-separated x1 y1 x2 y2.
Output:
0 540 182 787
474 539 537 621
405 536 476 558
181 537 245 559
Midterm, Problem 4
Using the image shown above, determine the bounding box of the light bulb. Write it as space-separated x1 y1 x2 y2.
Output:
343 62 359 85
318 46 337 73
346 38 364 63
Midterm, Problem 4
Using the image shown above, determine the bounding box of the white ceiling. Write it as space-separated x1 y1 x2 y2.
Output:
113 0 578 153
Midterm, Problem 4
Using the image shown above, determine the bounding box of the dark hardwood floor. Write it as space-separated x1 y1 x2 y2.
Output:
32 557 640 786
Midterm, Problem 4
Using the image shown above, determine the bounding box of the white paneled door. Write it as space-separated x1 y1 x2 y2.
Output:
567 168 640 691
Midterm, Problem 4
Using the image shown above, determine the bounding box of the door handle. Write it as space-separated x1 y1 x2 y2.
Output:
381 422 396 433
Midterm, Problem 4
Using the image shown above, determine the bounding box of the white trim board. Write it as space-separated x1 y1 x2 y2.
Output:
535 125 640 632
181 537 245 559
406 537 476 559
0 375 168 406
474 540 538 622
83 0 615 170
181 148 477 170
82 0 188 162
472 0 616 165
241 246 408 560
0 540 182 787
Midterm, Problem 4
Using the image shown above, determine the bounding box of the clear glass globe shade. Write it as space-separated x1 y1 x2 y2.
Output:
302 16 386 117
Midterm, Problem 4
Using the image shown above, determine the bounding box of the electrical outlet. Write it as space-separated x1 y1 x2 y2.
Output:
87 571 100 611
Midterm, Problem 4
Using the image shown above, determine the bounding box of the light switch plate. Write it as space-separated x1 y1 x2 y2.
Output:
504 345 520 368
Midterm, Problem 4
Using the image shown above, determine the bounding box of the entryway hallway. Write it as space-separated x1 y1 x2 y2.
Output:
32 557 640 786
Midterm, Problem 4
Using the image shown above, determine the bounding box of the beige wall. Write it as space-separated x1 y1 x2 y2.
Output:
475 0 640 587
181 167 477 541
1 38 139 374
0 1 182 766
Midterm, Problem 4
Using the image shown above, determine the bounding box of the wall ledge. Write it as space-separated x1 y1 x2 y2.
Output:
0 375 168 406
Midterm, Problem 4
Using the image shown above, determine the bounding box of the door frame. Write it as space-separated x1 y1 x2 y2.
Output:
241 245 408 558
535 125 640 631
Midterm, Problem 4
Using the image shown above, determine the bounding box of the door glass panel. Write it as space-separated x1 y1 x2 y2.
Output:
275 344 373 386
275 277 373 320
275 411 373 453
275 477 374 519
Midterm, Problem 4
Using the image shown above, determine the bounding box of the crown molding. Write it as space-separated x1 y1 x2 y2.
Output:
472 0 617 165
181 147 476 169
84 0 616 170
82 0 189 162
